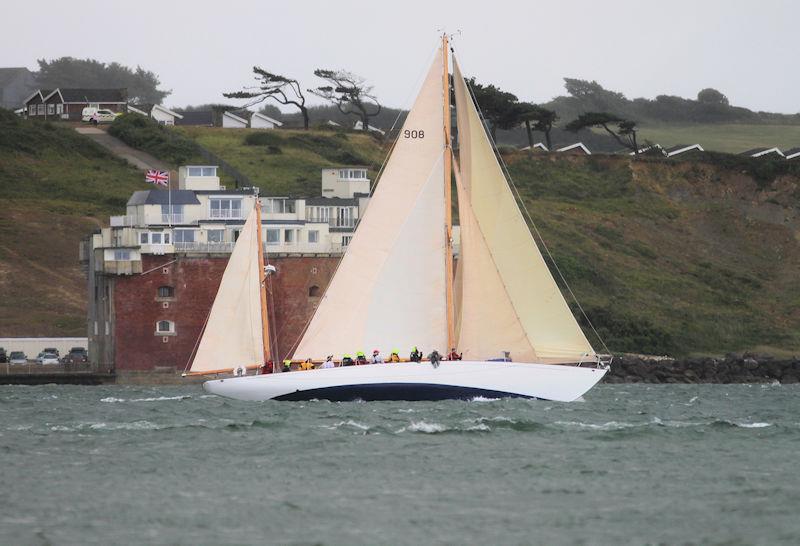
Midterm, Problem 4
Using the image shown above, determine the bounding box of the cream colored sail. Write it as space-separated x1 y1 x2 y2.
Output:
452 59 596 363
189 206 263 373
292 50 448 360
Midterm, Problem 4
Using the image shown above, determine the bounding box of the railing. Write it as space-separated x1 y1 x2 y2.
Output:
174 242 235 253
305 216 357 228
209 209 243 219
110 215 137 227
160 213 185 224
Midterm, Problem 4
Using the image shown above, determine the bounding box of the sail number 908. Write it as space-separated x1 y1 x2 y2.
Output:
404 129 425 139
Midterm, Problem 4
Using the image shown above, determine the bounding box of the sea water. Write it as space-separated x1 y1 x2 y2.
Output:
1 384 798 545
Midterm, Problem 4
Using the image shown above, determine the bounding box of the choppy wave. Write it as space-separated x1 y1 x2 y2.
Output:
101 395 190 403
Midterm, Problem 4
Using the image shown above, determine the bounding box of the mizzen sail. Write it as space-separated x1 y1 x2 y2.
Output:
293 50 448 360
452 58 596 363
189 206 264 373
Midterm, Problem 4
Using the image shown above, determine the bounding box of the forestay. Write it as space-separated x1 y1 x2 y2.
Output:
189 207 263 373
452 58 596 363
293 49 448 360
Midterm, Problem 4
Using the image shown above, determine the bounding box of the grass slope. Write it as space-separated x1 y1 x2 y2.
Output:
636 123 800 153
0 110 150 336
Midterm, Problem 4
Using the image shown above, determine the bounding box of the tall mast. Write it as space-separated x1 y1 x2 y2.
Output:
254 198 272 366
442 34 455 352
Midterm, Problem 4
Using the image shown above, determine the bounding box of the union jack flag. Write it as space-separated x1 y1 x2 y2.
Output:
145 170 169 186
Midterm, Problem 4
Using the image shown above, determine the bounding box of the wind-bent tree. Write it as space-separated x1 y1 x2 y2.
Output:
308 69 381 131
224 68 309 129
518 103 558 151
465 77 520 141
697 87 729 106
566 112 640 155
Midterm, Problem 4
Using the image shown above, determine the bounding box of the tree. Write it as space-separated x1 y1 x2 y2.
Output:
465 77 520 141
697 88 729 106
563 78 627 112
566 112 640 154
224 68 308 129
308 69 381 131
36 57 170 104
518 103 558 151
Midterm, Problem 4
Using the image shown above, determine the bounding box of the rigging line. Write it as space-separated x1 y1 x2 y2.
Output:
457 58 611 356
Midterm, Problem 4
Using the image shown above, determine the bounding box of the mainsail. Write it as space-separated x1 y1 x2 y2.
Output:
292 49 448 360
452 58 596 363
189 206 264 373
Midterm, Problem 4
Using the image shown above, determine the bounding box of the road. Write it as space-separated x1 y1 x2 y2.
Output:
74 126 170 171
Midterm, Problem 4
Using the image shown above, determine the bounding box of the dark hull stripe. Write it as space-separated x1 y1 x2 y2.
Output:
273 383 537 402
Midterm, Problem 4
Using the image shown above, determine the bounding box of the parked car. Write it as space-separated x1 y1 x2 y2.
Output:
0 347 6 363
62 347 88 365
43 347 60 357
81 106 99 122
89 109 120 125
9 351 27 364
36 352 60 365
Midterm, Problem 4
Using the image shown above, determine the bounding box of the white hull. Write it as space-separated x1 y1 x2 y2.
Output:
203 361 607 402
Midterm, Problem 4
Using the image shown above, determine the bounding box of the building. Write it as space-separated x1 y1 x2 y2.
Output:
556 142 592 155
222 111 248 128
629 143 664 156
24 88 127 120
0 67 37 110
519 143 549 152
665 144 704 157
129 103 184 126
353 120 386 135
175 110 214 127
83 166 372 373
250 112 283 129
740 147 784 158
783 147 800 160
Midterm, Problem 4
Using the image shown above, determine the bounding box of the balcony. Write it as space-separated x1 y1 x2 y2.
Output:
174 242 235 253
209 209 243 220
305 216 357 228
160 213 185 224
110 215 137 227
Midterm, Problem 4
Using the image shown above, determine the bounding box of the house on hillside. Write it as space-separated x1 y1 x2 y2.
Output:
520 143 549 152
175 110 214 127
129 104 184 126
665 144 704 157
222 111 248 128
353 120 386 135
740 147 784 158
250 112 283 129
556 142 592 155
24 88 127 121
0 67 37 110
783 147 800 160
629 143 665 156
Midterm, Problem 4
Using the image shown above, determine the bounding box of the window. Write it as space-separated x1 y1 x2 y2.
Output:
151 233 162 244
37 104 44 115
308 285 321 297
306 206 331 223
207 230 224 243
338 169 366 180
342 236 352 247
140 232 148 244
156 320 175 334
113 249 131 260
161 204 184 223
164 232 170 244
56 104 63 114
210 198 242 219
47 104 55 115
284 229 294 243
173 230 195 243
266 229 280 245
157 286 175 299
263 199 296 214
308 230 319 243
188 166 217 177
28 105 35 115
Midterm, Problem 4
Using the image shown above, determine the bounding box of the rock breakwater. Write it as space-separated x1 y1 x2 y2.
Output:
605 354 800 384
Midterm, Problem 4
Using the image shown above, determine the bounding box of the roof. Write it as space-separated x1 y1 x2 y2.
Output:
556 142 592 154
223 111 248 124
782 147 800 159
129 103 183 119
52 88 127 103
0 67 32 87
251 112 283 126
665 144 704 156
175 110 214 126
127 190 200 206
740 147 784 157
306 196 360 206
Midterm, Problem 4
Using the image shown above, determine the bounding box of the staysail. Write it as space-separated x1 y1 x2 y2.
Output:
189 206 264 373
452 58 596 363
292 49 448 360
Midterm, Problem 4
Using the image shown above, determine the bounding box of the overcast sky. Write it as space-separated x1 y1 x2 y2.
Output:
2 0 798 114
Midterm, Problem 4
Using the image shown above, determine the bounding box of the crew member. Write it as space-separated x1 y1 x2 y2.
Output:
371 350 384 364
342 354 354 366
321 355 335 369
355 351 367 365
448 348 462 361
300 358 315 371
261 360 273 374
410 346 423 362
282 359 292 372
389 349 401 363
428 350 442 368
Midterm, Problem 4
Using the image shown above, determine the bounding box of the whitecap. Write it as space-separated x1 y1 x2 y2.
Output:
322 420 371 431
737 422 771 428
407 421 446 433
101 397 126 403
465 423 491 432
554 420 642 431
470 396 501 402
88 421 160 431
129 395 190 403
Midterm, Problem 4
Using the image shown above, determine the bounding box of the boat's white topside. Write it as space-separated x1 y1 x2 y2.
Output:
203 360 607 402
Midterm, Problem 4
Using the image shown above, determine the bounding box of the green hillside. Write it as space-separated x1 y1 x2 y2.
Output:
636 123 800 153
2 112 799 357
0 110 149 336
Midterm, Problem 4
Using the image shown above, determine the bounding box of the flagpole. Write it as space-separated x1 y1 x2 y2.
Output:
168 171 172 227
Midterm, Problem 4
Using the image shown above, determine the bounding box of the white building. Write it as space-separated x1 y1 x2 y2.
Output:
222 111 248 128
250 112 283 129
353 120 386 135
129 104 184 126
92 165 371 274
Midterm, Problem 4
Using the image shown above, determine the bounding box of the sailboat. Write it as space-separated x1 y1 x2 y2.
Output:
187 35 610 402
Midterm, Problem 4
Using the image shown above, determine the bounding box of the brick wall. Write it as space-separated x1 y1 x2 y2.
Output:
112 254 338 371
